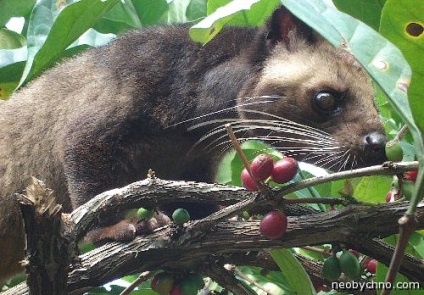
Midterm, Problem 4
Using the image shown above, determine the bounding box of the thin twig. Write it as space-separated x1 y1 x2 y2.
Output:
381 215 419 295
228 265 278 295
225 124 271 196
283 197 344 205
119 271 153 295
277 161 419 198
394 125 409 142
302 246 331 257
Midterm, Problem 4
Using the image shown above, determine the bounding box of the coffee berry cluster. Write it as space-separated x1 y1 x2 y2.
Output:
241 154 299 191
240 154 299 240
323 249 378 282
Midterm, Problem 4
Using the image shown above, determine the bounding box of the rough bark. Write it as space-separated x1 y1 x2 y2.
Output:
3 176 424 294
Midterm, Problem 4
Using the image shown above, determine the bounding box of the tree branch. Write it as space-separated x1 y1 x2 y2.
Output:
3 162 423 294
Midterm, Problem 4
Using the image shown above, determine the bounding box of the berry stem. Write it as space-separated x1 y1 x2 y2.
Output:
394 125 409 142
302 246 331 257
119 271 152 295
283 197 344 206
225 124 270 196
276 161 419 198
225 124 252 174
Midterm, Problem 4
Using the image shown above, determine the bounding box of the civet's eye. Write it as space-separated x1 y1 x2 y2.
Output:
312 91 345 116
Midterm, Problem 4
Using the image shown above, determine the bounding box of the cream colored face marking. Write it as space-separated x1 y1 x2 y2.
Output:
255 41 350 97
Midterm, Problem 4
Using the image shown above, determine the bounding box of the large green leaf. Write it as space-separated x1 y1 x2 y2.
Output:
68 29 115 48
0 47 27 68
237 265 289 294
186 0 208 21
133 0 169 25
379 0 424 212
19 0 120 86
93 0 141 34
189 0 279 43
0 80 21 100
0 28 26 49
164 0 207 23
408 232 424 258
380 0 424 136
353 176 392 204
0 0 36 27
0 47 26 98
270 249 316 295
207 0 279 27
333 0 385 31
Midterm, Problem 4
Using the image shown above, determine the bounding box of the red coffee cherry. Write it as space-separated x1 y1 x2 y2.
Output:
404 170 418 182
260 211 288 240
385 190 396 203
367 259 377 274
241 168 258 191
271 157 299 184
250 153 274 181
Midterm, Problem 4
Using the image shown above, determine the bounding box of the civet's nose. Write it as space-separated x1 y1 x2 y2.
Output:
362 131 387 164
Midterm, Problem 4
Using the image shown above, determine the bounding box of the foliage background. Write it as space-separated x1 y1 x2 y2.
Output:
0 0 423 294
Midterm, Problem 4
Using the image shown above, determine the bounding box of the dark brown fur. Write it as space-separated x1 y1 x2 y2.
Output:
0 8 386 281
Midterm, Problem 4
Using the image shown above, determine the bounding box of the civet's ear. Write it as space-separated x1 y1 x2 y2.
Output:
267 6 315 49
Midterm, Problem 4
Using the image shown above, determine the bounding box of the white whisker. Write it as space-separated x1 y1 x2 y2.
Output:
180 96 365 171
173 97 279 127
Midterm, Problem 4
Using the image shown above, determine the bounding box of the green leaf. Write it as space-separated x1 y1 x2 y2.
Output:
164 0 206 23
380 0 424 136
0 46 26 98
190 0 275 43
0 60 25 99
69 29 115 48
20 0 120 86
270 249 316 295
207 0 279 26
385 234 422 258
333 0 385 31
186 0 207 20
237 265 290 294
376 261 423 295
133 0 169 25
380 0 424 213
0 47 27 68
408 232 424 258
0 81 19 100
93 0 142 34
0 0 36 27
353 176 392 204
0 28 26 49
298 246 326 261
